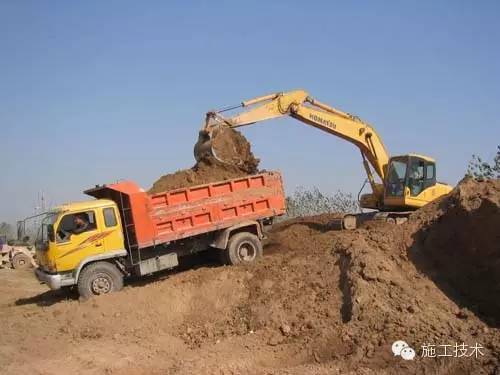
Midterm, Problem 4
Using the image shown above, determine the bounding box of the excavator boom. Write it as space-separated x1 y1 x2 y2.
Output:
195 89 453 214
197 90 389 197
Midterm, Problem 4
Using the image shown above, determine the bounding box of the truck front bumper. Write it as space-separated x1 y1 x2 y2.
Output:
35 268 75 290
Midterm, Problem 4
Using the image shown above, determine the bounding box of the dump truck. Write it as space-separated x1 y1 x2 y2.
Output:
34 171 286 298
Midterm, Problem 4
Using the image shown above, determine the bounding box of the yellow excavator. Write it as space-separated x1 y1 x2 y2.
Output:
194 89 452 228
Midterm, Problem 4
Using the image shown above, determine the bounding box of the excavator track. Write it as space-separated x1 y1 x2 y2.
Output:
328 211 411 230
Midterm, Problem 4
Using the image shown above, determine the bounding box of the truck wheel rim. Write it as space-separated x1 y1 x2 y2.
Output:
237 241 256 262
18 258 26 266
91 276 112 294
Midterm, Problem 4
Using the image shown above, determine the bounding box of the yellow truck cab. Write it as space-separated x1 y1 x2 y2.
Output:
35 199 127 294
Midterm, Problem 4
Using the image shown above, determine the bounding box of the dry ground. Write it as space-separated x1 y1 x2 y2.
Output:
0 178 499 374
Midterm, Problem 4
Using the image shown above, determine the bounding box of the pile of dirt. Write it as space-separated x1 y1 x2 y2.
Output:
149 128 259 194
1 179 499 374
211 126 260 173
408 177 500 326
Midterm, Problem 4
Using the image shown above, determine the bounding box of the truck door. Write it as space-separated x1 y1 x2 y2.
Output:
54 210 103 272
101 206 125 252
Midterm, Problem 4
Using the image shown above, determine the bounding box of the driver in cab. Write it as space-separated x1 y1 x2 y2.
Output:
58 214 91 242
72 214 90 234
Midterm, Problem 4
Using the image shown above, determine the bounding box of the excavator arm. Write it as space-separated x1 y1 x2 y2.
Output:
198 90 390 198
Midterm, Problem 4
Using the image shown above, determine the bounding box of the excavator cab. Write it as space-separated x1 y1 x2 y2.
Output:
383 154 439 209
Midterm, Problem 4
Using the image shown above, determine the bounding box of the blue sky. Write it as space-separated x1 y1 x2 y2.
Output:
2 1 499 224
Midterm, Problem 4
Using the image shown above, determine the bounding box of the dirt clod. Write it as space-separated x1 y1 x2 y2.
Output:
280 323 291 336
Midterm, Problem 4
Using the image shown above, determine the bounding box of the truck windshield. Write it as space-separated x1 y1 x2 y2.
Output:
36 212 60 247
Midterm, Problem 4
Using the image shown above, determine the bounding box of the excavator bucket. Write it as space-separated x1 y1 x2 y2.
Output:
193 123 259 174
193 109 227 163
194 129 218 163
193 109 259 172
193 111 231 164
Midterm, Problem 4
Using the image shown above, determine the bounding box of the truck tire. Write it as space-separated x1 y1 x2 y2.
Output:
77 261 123 299
224 232 263 266
11 253 32 270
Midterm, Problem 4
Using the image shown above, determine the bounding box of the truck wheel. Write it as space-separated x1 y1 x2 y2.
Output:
77 261 123 299
11 253 32 270
225 232 263 266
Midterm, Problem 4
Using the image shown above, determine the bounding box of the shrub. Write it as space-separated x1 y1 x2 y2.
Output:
284 187 359 219
466 145 500 179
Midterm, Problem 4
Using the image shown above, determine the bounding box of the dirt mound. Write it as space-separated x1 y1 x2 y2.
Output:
171 179 500 372
408 177 500 326
149 128 259 194
149 156 257 193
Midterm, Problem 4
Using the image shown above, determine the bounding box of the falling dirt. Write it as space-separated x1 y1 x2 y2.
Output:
1 178 499 374
149 128 259 194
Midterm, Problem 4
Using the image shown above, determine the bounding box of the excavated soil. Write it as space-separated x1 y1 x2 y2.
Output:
211 126 260 173
408 178 500 326
0 178 499 374
149 128 259 193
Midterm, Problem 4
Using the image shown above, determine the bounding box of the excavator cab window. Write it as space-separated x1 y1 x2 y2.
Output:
386 159 407 197
407 158 437 196
408 159 425 196
423 162 436 189
386 157 437 198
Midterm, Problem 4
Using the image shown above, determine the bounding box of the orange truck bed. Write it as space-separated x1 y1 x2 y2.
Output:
85 171 286 250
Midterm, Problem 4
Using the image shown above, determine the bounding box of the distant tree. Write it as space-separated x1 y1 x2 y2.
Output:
284 187 360 219
466 145 500 179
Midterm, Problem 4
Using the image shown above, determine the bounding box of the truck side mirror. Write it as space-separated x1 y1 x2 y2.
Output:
48 225 55 242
